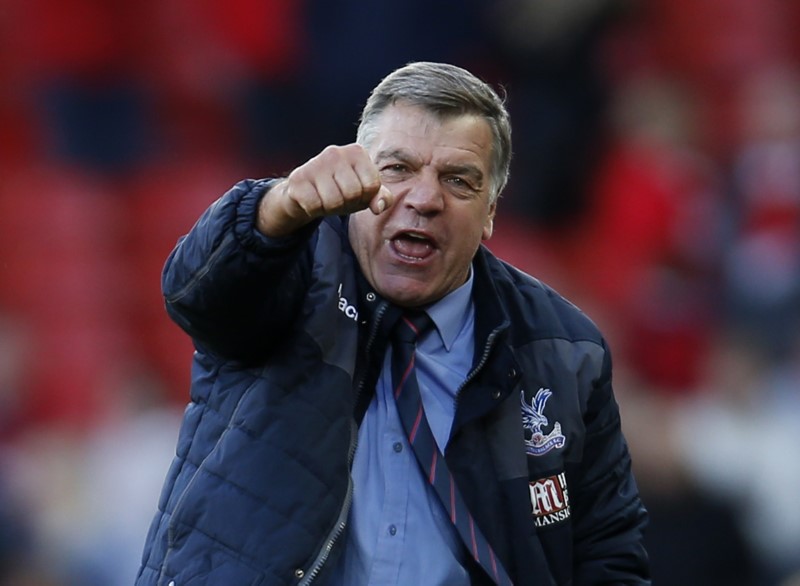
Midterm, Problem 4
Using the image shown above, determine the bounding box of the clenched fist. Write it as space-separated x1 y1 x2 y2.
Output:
257 144 394 238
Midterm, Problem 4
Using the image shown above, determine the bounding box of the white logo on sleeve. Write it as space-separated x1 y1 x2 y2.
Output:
337 283 358 321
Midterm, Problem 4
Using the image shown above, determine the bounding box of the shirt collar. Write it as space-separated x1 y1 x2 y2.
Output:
424 268 474 352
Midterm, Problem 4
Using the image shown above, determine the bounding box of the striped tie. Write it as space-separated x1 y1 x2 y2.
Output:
391 312 514 586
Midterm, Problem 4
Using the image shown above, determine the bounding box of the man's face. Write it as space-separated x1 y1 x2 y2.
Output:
349 103 497 307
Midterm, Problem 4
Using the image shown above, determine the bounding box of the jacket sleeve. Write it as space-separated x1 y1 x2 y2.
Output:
569 342 651 584
161 178 320 364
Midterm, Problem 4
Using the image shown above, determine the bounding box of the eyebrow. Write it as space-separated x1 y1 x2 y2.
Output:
375 148 416 164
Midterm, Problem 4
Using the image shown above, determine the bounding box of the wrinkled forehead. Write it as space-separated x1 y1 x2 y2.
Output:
365 103 493 157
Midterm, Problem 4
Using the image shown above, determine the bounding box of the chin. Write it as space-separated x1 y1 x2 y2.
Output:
383 291 429 308
378 280 433 308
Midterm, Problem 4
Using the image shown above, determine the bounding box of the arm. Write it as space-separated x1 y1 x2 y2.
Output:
162 178 315 363
162 144 393 364
569 344 651 584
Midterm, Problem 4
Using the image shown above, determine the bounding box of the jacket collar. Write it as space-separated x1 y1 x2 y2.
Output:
449 245 522 433
471 245 512 352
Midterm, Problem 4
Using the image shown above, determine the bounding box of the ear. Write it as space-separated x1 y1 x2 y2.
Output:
482 202 496 241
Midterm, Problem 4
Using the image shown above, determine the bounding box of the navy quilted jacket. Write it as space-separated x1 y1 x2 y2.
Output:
135 179 650 586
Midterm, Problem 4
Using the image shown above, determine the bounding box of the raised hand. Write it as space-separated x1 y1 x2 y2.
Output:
257 144 394 238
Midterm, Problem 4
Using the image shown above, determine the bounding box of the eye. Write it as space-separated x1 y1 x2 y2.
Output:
445 176 477 193
379 163 410 180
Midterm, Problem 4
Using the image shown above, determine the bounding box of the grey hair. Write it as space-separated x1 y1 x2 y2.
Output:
356 61 512 203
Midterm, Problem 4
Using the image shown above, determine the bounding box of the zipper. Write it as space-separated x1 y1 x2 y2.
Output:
453 325 503 413
298 424 357 585
352 301 389 423
348 300 388 466
298 300 389 585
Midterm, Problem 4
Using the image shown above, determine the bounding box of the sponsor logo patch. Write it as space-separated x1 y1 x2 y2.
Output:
529 472 571 527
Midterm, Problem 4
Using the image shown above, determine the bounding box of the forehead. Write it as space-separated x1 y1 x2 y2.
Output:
368 103 493 166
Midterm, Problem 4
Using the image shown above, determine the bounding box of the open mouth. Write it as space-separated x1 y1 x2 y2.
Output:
391 231 436 261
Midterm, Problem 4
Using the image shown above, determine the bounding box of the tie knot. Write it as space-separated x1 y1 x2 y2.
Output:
392 311 433 345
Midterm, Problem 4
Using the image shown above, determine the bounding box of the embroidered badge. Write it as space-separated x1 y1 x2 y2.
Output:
529 472 571 527
521 388 565 456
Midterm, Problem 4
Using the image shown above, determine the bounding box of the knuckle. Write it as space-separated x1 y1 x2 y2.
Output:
341 143 365 156
319 144 345 164
362 174 381 193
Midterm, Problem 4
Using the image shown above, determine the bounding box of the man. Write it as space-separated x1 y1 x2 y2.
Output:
136 61 650 585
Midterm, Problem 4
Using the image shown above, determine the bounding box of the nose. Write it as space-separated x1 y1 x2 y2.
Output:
402 171 444 215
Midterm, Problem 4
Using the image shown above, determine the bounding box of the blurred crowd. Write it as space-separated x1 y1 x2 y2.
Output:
1 1 799 584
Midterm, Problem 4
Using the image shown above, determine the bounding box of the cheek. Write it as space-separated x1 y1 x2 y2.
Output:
349 212 382 258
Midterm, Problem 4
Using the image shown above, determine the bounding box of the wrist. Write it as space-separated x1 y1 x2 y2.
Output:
256 179 297 238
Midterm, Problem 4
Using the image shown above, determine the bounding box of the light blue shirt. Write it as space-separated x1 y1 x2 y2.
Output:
330 271 476 586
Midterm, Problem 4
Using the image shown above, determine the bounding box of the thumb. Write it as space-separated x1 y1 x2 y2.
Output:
369 185 394 215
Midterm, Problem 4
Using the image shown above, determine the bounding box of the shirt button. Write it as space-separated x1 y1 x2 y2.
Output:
492 389 502 400
388 524 397 536
393 441 403 453
366 292 376 302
